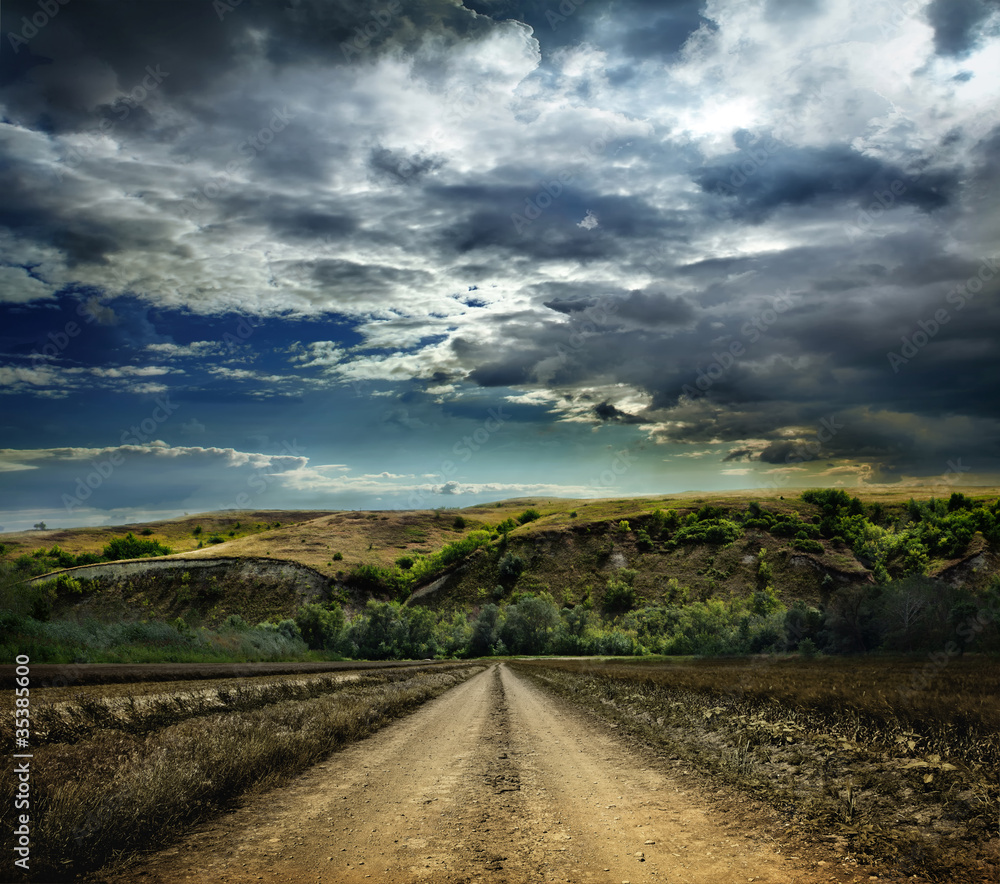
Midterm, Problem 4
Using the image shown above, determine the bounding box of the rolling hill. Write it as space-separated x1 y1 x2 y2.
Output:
4 487 999 632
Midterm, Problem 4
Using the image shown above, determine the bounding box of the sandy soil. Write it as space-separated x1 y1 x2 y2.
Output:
93 664 868 884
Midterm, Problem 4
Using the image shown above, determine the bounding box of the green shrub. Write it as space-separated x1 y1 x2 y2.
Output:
498 553 526 587
332 551 343 561
294 602 345 650
517 508 541 525
54 574 84 595
604 578 636 614
672 518 742 546
797 637 819 658
756 548 772 584
102 533 172 561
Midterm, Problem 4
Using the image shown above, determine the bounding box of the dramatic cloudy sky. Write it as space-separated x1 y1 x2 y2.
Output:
1 0 999 531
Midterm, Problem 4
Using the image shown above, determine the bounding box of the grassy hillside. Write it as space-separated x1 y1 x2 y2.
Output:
0 510 327 563
3 488 1000 662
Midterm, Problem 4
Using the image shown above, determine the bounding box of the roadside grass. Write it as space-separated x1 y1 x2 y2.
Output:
2 669 393 747
1 663 485 882
512 656 1000 883
0 615 318 665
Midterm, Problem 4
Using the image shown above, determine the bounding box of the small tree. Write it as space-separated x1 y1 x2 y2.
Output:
33 522 46 531
295 603 345 650
604 577 636 614
470 603 501 656
498 553 525 587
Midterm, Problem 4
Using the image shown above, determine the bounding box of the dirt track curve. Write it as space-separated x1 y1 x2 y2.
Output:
96 664 864 884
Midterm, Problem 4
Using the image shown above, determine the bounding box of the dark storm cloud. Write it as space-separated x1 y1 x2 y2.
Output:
695 143 957 221
593 401 643 424
1 0 494 132
368 146 444 184
309 259 431 293
444 207 619 260
2 0 999 504
431 180 680 261
757 440 822 464
924 0 1000 56
541 288 694 326
614 291 695 326
0 138 181 265
265 208 358 242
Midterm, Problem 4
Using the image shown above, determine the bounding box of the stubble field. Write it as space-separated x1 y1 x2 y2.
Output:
2 656 997 883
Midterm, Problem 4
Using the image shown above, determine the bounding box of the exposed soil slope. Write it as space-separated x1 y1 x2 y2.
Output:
93 664 867 884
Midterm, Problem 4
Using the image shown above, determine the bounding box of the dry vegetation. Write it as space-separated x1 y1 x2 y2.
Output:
0 510 326 560
0 662 485 882
512 656 1000 883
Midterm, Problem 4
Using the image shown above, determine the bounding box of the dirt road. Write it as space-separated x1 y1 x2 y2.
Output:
97 664 862 884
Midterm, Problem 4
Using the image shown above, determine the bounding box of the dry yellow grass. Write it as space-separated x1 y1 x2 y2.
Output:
514 657 1000 883
0 510 326 558
1 663 485 882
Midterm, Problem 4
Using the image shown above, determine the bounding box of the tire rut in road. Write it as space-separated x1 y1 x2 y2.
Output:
453 665 525 882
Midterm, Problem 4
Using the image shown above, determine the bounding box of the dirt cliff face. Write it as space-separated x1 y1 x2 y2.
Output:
34 556 334 627
407 521 874 612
